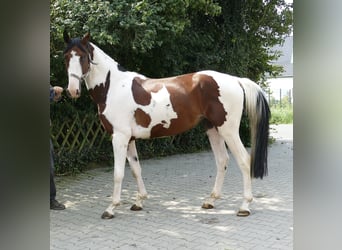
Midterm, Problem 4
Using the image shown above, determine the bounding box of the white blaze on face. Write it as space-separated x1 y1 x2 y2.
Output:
67 51 82 98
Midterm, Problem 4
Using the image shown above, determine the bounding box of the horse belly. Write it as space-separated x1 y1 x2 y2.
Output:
149 113 202 138
132 113 201 139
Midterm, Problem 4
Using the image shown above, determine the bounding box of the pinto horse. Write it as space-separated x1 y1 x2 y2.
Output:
63 31 270 219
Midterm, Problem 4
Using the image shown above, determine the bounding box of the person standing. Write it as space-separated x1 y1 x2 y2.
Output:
50 85 65 210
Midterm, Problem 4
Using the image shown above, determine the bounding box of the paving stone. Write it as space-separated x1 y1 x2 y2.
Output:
51 124 293 249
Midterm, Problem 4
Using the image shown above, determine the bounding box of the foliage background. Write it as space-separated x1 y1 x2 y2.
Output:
50 0 293 174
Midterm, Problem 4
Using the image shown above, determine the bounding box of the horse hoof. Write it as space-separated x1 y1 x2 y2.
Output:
130 204 143 211
237 210 250 217
101 211 114 219
202 203 214 209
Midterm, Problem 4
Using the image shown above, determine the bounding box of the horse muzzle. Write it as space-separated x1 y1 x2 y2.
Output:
66 87 81 99
66 76 82 98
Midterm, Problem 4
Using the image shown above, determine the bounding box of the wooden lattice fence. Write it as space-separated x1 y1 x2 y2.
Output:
51 113 111 155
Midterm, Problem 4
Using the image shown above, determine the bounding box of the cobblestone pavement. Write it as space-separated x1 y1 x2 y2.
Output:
51 124 293 250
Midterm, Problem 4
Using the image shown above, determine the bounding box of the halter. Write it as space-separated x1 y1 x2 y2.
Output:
69 54 98 85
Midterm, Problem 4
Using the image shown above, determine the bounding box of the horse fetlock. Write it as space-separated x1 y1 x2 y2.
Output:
112 200 121 206
238 197 252 216
137 193 148 200
246 197 253 202
243 196 253 203
210 192 221 199
134 193 147 209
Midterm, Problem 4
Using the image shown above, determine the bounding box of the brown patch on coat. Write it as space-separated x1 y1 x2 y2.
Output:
80 54 90 75
134 108 151 128
130 73 227 139
87 43 94 61
195 74 227 127
131 77 152 106
99 113 113 134
89 71 113 134
151 73 227 138
64 52 71 72
89 71 110 105
148 74 200 137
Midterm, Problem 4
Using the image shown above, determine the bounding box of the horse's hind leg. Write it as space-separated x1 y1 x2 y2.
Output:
219 125 253 216
202 127 229 209
126 140 148 211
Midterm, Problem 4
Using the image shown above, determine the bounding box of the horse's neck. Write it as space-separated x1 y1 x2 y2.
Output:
85 43 125 90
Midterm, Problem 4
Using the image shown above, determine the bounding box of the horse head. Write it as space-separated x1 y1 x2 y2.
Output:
63 31 93 98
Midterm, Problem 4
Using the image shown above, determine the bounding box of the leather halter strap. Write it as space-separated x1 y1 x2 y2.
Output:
70 73 83 82
69 53 97 84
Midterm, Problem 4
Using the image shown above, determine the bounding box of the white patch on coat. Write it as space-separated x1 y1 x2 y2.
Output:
132 85 178 138
148 85 177 128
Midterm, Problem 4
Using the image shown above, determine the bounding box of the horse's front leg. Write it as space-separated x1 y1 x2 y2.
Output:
127 140 148 211
101 132 130 219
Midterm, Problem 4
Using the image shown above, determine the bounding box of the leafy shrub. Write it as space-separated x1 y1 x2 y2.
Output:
53 116 251 175
54 147 112 175
270 106 293 124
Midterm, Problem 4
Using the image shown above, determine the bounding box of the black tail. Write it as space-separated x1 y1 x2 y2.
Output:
239 78 271 179
252 91 270 178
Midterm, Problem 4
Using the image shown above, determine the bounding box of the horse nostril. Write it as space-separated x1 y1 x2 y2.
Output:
76 89 80 96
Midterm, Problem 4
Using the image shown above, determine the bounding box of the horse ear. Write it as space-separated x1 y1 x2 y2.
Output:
63 30 71 44
81 32 90 45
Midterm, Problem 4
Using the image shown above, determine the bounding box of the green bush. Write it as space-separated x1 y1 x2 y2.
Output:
270 105 293 124
53 115 251 175
54 146 112 175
